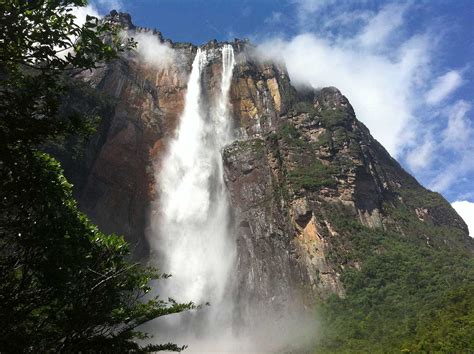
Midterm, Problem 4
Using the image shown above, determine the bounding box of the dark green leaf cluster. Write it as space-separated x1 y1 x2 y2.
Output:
292 101 317 115
0 1 191 352
0 149 194 352
0 0 135 147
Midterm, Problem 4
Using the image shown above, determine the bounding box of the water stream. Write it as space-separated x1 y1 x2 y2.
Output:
150 45 237 346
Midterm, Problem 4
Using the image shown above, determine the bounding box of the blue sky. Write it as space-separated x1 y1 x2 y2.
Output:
85 0 474 232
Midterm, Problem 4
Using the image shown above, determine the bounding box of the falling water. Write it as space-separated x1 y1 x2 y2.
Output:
147 44 318 352
154 44 236 323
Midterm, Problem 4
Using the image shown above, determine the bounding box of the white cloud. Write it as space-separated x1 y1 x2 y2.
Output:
406 135 436 171
71 4 101 26
451 200 474 237
292 0 336 15
442 100 472 149
357 3 408 49
257 28 430 156
132 32 176 68
256 1 473 201
429 152 474 193
291 0 339 31
427 100 473 194
72 1 123 23
425 70 463 105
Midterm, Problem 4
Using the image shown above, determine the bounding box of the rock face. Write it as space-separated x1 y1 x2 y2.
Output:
63 16 195 257
223 85 473 316
62 12 473 315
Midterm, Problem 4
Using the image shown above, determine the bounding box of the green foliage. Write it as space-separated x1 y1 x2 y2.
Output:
399 188 447 209
0 1 190 352
272 122 339 192
277 121 304 146
320 107 348 128
331 126 356 148
48 78 113 152
0 0 135 147
288 161 337 191
404 284 474 352
312 130 332 148
45 78 117 191
315 205 474 353
293 101 317 115
0 149 194 352
234 138 266 157
386 195 469 251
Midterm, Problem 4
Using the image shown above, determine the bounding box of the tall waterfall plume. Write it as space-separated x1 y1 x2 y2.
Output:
153 45 236 312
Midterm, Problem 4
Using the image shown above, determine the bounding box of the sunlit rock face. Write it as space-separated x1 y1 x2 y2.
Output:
64 12 472 326
223 84 472 315
70 19 193 258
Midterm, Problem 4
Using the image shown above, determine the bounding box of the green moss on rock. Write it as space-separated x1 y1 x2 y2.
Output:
288 160 338 191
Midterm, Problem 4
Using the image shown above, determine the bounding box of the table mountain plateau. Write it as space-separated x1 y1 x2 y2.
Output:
56 11 474 352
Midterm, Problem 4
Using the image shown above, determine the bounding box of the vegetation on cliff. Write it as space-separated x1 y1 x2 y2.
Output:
0 1 191 352
225 83 474 352
314 199 474 352
256 92 474 352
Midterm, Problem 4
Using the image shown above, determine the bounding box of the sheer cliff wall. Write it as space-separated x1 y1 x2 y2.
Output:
61 13 473 317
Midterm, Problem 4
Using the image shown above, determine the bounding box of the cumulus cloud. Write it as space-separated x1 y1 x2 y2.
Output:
71 0 124 24
71 4 174 69
257 22 430 156
425 70 463 105
429 152 474 193
132 32 176 68
452 201 474 237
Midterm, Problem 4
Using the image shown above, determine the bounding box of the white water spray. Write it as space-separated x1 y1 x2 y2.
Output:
147 44 319 352
154 45 236 313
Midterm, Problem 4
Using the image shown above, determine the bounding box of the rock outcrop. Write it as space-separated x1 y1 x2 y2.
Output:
60 12 473 316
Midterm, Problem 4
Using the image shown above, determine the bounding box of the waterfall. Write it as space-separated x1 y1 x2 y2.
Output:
148 44 314 352
155 45 236 312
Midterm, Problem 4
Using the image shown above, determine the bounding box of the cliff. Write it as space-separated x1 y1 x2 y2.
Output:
59 12 474 338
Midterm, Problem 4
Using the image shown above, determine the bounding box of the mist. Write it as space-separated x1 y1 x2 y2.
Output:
133 31 176 68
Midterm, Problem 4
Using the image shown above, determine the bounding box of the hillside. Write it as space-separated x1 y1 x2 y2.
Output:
59 11 474 352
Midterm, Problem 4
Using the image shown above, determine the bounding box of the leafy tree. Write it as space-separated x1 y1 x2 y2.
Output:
0 0 132 146
0 149 193 352
0 1 193 352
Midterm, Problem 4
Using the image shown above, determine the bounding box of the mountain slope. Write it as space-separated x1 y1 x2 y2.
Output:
223 83 474 351
59 12 474 352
